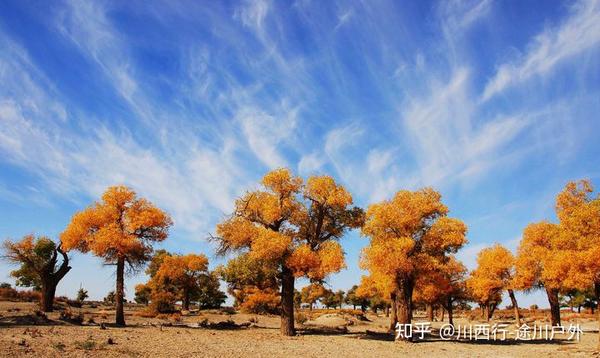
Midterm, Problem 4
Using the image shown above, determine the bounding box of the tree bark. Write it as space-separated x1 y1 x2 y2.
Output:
38 245 71 312
182 293 190 311
40 284 57 312
280 266 295 336
545 287 561 326
115 256 126 326
508 289 521 325
426 303 434 322
594 281 600 349
484 304 490 321
489 303 497 320
439 305 445 322
446 297 454 327
396 277 414 342
389 292 398 332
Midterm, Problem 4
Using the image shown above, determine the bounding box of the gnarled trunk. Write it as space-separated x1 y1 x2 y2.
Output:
508 289 520 325
488 302 497 320
389 292 397 332
280 266 295 336
545 287 561 326
446 297 454 327
40 284 57 312
426 303 434 322
182 289 191 311
115 256 126 326
38 245 71 312
396 277 414 342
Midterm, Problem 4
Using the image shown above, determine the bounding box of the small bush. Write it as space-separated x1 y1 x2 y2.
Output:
75 339 96 351
149 291 177 314
295 312 308 325
53 342 66 352
33 310 47 320
0 287 18 299
135 309 158 318
19 290 41 302
59 309 84 325
67 299 82 308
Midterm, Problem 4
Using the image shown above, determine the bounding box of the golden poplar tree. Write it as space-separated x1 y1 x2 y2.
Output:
555 180 600 346
1 235 71 312
515 221 566 326
61 185 172 326
467 244 519 322
214 168 363 336
150 254 209 311
414 255 467 325
360 188 467 341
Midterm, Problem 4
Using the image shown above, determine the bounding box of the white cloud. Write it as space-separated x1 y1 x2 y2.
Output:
298 152 325 175
234 0 270 32
334 8 354 31
237 104 298 169
482 0 600 101
400 67 534 187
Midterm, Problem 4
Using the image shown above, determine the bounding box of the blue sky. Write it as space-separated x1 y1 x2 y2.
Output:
1 0 599 307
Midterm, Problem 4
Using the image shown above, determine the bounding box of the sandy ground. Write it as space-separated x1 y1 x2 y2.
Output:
1 301 599 357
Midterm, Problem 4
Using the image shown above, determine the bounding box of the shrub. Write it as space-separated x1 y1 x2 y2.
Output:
135 309 158 318
295 312 308 325
75 339 96 351
149 291 177 314
238 288 280 314
0 287 18 300
59 309 84 325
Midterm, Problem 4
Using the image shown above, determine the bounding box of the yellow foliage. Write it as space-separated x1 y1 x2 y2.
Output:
286 244 320 277
238 286 280 314
360 188 467 311
216 168 361 284
249 228 292 262
467 244 514 304
60 185 172 265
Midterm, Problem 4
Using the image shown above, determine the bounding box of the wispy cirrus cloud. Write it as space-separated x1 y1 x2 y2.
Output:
482 0 600 101
1 0 599 300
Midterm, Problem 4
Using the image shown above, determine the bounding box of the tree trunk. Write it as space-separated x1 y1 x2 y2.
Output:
545 287 561 326
489 303 497 320
385 304 390 317
446 297 454 327
38 245 71 312
426 303 434 322
280 266 295 336
396 277 414 342
115 257 126 326
508 289 521 325
40 283 57 312
182 293 190 311
594 281 600 349
439 305 445 322
484 304 490 321
389 292 397 332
